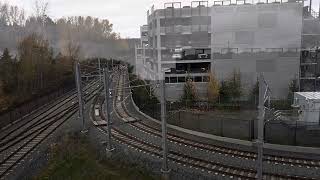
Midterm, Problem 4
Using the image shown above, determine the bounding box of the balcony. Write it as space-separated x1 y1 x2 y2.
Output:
162 54 211 62
181 26 192 34
301 59 317 65
300 71 317 79
212 47 301 59
181 8 191 17
160 27 166 35
200 25 209 31
174 26 182 33
165 73 210 84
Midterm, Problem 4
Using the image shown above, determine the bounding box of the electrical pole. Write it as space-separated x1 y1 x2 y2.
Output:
75 62 87 133
103 67 114 152
98 58 102 83
256 73 265 180
160 76 170 177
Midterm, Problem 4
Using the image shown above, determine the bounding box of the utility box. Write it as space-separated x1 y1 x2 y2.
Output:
293 92 320 123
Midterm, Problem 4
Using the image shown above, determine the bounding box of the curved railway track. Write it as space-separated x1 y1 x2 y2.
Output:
117 69 320 170
91 68 319 179
0 80 102 179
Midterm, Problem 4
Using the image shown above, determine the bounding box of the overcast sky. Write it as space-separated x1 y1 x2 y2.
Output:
4 0 318 38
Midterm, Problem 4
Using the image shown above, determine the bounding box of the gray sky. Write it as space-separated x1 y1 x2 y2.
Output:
4 0 318 38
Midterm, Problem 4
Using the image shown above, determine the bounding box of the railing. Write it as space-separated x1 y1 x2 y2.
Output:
212 0 301 6
310 9 319 19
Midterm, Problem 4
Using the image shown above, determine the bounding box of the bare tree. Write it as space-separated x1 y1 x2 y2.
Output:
0 2 9 25
34 0 49 24
9 6 19 26
66 41 81 61
18 9 25 26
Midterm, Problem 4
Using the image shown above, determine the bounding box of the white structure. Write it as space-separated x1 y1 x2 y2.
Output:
135 25 154 80
136 1 304 101
293 92 320 123
211 2 303 98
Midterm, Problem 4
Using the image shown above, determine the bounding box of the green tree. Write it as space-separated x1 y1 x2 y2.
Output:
219 70 242 102
130 74 159 110
249 79 259 106
18 33 54 93
207 71 220 103
0 48 17 93
1 48 11 60
181 78 197 107
226 69 242 101
287 78 299 102
219 80 229 102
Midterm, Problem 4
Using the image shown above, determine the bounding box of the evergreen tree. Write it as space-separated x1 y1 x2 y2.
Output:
1 48 11 61
226 69 242 101
0 48 16 93
249 79 259 106
219 80 229 102
219 69 242 102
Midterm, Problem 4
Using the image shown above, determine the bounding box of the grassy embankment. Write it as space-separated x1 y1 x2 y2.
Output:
34 133 157 180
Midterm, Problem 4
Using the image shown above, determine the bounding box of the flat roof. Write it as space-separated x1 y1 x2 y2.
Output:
295 92 320 100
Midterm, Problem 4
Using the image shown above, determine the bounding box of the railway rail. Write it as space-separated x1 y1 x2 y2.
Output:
91 68 319 179
118 69 320 170
0 80 102 179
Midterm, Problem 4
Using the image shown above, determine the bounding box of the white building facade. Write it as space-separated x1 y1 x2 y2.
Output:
135 1 304 101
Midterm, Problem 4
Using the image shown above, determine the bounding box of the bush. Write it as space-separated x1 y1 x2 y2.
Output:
181 78 197 107
34 133 156 180
130 74 159 110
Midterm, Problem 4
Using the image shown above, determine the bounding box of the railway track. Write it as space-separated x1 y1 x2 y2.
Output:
90 67 318 179
117 69 320 170
92 85 316 179
0 80 98 141
0 80 102 179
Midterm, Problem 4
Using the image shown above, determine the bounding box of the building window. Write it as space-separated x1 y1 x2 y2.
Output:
194 76 202 82
203 76 209 82
165 77 170 83
141 31 148 37
178 77 186 83
170 77 177 83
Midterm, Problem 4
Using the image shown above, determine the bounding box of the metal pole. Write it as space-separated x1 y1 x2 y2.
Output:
256 73 265 180
103 68 114 152
309 0 312 13
160 78 170 175
75 62 86 133
319 1 320 20
98 58 102 83
315 48 318 91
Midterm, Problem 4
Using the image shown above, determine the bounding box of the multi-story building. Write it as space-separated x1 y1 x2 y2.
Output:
300 7 320 91
135 25 148 79
136 1 307 101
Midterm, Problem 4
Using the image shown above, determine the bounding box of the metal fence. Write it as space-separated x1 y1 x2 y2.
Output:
264 121 320 147
136 100 320 147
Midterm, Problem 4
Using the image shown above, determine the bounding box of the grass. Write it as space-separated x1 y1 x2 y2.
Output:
34 133 157 180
